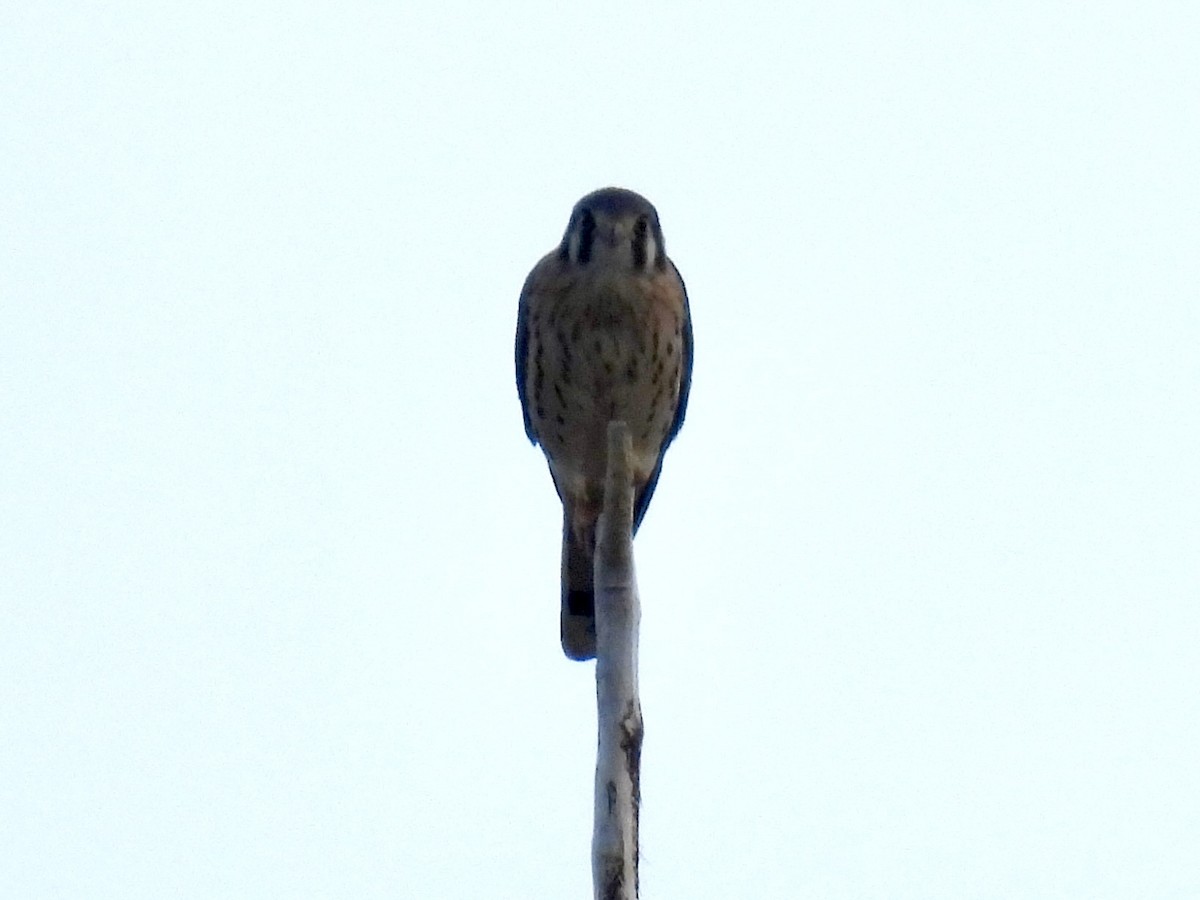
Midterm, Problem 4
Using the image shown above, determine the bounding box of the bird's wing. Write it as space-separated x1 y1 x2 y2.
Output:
633 263 693 531
515 270 537 445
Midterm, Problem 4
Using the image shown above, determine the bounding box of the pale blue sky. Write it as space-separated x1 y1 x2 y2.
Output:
3 3 1198 898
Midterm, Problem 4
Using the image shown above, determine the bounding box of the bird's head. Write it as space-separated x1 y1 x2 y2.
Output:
559 187 667 274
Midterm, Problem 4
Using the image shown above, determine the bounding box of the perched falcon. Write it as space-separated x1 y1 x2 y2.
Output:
515 187 693 660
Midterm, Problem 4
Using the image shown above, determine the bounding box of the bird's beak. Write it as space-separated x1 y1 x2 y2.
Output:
598 222 624 248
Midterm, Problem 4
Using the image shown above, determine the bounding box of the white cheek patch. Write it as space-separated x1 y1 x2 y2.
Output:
642 234 658 272
568 229 582 264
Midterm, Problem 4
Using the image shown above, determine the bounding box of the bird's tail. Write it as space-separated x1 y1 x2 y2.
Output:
560 511 597 661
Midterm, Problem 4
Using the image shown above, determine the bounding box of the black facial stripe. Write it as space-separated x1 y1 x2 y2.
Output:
576 208 596 265
632 215 649 269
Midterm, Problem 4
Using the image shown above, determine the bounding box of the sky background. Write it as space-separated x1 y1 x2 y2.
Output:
3 2 1198 898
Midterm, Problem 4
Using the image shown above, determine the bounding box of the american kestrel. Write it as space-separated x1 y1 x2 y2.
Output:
515 187 693 660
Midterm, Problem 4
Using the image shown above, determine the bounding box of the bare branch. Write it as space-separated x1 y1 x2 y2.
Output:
592 421 643 900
